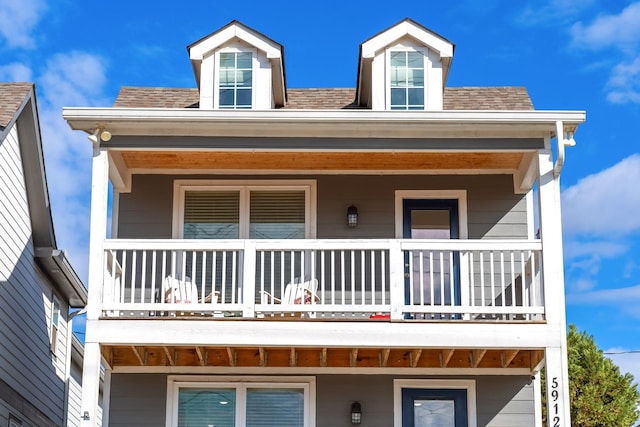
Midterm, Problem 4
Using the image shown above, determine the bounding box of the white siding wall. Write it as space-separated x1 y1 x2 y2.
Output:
0 123 68 426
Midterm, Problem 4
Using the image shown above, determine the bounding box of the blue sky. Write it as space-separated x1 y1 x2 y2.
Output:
1 0 639 381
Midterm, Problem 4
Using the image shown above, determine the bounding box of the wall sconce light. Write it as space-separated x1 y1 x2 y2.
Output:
351 401 362 424
347 205 358 228
87 127 112 144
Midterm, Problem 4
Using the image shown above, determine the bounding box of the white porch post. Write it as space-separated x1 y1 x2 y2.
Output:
81 144 109 426
538 141 571 427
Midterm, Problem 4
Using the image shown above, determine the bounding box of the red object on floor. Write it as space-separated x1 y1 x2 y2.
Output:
369 313 391 319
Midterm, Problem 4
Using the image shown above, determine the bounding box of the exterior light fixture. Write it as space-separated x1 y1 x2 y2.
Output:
347 205 358 228
87 127 112 144
351 401 362 424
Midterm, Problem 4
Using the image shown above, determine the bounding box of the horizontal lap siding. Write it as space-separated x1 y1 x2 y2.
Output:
108 373 535 427
0 124 66 425
118 174 527 240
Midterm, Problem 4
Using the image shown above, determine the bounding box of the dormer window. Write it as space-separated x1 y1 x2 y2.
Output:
389 50 425 110
217 50 254 109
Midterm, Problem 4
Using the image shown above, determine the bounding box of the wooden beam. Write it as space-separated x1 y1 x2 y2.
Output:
320 348 328 368
470 349 487 368
531 350 545 371
259 348 267 367
440 349 454 368
131 346 145 366
350 349 359 368
227 348 236 367
501 350 519 368
290 348 297 367
163 346 174 366
195 346 206 366
410 350 423 368
380 349 390 367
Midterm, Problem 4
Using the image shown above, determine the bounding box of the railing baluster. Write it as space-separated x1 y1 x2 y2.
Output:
479 251 485 310
520 251 527 312
429 250 436 307
381 250 386 305
500 252 506 307
449 250 454 307
489 252 495 315
439 251 445 311
231 251 237 304
469 252 474 308
419 250 425 306
350 250 355 305
341 250 346 305
141 251 147 304
409 250 415 306
330 250 335 305
361 250 366 305
121 251 128 304
221 251 227 304
370 250 376 305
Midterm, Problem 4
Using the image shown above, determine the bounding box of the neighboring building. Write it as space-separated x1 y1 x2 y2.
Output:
69 335 104 427
0 83 88 426
64 19 585 426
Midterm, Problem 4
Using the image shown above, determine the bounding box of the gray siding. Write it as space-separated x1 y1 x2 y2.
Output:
118 174 527 240
0 123 67 426
108 373 535 427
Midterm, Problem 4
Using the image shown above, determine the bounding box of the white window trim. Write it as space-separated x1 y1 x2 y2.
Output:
214 46 257 109
166 375 316 427
50 296 61 355
394 190 468 239
393 379 477 427
385 45 429 111
173 179 317 239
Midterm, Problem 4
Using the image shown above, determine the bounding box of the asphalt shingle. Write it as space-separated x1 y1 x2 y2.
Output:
0 82 33 129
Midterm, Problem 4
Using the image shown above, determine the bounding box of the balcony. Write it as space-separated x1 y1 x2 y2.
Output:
102 239 544 322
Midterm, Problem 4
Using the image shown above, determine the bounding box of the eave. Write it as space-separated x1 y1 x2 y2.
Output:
63 108 586 139
35 248 88 308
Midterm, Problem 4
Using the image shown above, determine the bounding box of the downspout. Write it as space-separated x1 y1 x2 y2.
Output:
63 307 87 427
553 120 576 178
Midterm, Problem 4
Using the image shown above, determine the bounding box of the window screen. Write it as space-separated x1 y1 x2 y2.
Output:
249 191 305 239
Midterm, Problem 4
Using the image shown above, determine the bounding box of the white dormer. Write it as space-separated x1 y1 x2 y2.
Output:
188 21 286 109
356 19 454 110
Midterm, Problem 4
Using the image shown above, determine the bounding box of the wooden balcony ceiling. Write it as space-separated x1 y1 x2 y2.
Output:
120 151 524 171
102 345 544 371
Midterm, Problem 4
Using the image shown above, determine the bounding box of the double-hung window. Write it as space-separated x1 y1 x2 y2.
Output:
217 50 253 109
389 50 425 110
176 181 315 240
174 181 316 298
168 377 315 427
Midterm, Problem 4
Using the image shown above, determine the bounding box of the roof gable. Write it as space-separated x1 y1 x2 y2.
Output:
188 20 286 107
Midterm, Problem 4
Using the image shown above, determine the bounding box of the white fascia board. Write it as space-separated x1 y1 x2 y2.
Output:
63 107 586 137
361 21 453 59
88 319 564 349
189 24 282 60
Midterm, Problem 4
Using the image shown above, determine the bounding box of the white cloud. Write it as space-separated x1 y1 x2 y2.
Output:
606 57 640 104
34 51 110 283
517 0 595 26
571 2 640 51
0 62 33 82
569 2 640 103
605 349 640 384
562 154 640 236
566 284 640 304
0 0 47 49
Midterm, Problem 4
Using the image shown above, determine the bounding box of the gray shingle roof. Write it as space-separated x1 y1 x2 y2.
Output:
113 86 534 110
0 82 33 129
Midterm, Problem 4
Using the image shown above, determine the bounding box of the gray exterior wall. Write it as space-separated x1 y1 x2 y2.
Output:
0 123 68 426
117 174 527 240
108 373 535 427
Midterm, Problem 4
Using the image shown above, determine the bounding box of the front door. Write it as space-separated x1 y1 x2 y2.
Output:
402 199 460 316
402 388 468 427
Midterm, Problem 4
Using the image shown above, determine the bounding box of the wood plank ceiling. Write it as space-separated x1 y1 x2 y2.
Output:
102 345 544 370
120 151 524 171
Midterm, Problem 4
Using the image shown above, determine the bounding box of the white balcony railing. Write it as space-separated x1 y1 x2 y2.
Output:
102 239 544 321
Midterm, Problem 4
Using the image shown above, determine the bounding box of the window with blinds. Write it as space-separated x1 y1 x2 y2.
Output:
182 188 306 239
250 191 305 239
175 384 307 427
184 191 240 239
